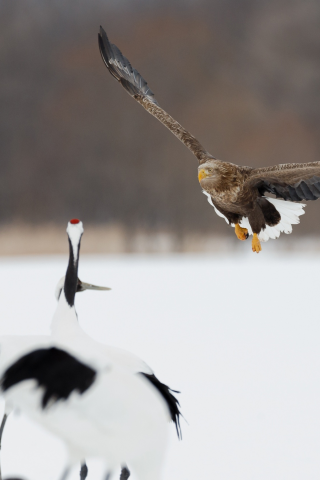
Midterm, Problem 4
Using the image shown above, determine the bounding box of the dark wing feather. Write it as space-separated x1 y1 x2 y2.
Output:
98 27 157 104
98 26 210 163
140 372 182 439
1 348 96 409
246 162 320 201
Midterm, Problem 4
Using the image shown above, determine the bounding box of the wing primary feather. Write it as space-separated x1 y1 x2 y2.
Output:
98 26 211 163
98 26 157 104
248 164 320 202
287 186 302 202
299 181 317 200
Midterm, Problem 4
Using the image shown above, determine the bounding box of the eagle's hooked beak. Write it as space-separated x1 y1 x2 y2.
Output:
198 169 207 182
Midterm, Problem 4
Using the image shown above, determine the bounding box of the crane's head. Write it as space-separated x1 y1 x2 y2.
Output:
56 219 111 304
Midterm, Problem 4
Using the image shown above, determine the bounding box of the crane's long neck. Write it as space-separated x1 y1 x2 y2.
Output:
64 237 79 308
51 234 81 337
50 292 79 337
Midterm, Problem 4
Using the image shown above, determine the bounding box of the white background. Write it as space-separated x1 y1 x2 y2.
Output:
0 252 320 480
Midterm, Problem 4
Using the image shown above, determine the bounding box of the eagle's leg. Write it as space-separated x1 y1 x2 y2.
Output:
248 203 265 253
252 233 262 253
234 224 249 241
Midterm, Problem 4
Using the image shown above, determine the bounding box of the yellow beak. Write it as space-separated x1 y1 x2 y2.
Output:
198 169 207 182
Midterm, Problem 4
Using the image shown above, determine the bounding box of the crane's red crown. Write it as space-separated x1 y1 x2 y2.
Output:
70 218 80 224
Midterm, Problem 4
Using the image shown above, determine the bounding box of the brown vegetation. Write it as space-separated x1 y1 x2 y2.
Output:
0 0 319 240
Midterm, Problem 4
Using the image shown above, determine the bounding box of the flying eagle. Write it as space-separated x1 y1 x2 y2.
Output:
98 26 320 253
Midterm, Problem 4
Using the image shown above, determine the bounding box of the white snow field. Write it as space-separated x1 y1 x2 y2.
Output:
1 252 320 480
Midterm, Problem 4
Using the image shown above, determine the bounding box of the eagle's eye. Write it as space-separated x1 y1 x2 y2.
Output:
207 168 213 174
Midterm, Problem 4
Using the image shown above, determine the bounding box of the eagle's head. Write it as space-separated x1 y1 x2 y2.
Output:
198 160 218 184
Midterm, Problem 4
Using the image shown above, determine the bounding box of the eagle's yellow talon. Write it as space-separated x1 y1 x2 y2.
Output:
235 224 248 241
252 233 262 253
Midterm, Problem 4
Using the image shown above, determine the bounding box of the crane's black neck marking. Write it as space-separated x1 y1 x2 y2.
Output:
1 347 96 409
64 237 81 307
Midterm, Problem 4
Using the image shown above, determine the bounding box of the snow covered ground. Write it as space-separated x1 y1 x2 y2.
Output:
0 252 320 480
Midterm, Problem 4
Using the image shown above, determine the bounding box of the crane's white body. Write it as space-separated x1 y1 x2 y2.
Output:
0 289 151 380
3 294 169 480
0 302 152 418
51 283 152 374
0 220 170 480
4 340 168 480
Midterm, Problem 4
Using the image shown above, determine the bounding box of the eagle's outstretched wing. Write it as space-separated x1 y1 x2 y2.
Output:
246 161 320 201
98 26 157 104
98 26 210 164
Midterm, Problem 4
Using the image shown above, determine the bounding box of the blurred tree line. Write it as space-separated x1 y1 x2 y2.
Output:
0 0 319 235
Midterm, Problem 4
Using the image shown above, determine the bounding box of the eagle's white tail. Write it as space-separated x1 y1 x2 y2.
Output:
241 197 306 242
203 190 306 242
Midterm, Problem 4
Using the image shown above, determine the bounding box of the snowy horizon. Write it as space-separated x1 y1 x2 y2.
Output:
1 252 320 480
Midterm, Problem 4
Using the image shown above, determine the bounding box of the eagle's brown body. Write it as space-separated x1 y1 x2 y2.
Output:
200 161 253 208
198 159 283 236
98 27 320 252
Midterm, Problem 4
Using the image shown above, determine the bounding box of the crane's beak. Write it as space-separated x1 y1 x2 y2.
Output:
198 169 207 182
77 279 111 292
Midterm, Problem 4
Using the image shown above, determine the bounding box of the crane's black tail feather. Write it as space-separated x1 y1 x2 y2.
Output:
141 373 182 439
